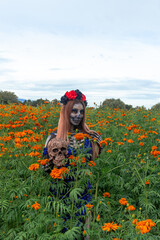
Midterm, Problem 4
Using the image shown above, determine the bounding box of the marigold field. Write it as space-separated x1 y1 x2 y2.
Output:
0 103 160 240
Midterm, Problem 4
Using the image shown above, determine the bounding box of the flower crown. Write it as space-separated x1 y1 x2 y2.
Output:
60 89 87 106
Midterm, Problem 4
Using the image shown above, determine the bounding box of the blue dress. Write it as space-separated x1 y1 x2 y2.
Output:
42 133 93 203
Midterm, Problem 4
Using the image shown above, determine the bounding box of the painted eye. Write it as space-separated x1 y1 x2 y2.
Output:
72 109 78 113
80 110 84 114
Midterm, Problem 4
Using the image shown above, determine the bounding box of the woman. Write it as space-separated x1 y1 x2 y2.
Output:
42 90 102 238
43 89 102 170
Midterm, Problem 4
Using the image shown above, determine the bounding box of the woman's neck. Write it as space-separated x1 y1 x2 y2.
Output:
70 125 82 133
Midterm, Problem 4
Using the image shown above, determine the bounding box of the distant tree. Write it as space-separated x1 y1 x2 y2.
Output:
23 98 50 106
0 90 18 104
125 104 133 110
51 98 60 105
102 98 127 109
23 99 32 105
151 102 160 111
134 106 147 110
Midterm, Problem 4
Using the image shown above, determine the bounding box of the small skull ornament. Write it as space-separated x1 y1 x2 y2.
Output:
47 138 68 167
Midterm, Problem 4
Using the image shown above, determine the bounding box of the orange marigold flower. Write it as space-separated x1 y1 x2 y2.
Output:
32 145 41 150
146 219 156 227
132 219 138 225
127 205 135 211
119 123 125 127
117 142 124 145
85 204 93 209
141 159 146 163
101 222 121 232
99 140 108 147
29 163 39 171
69 162 77 166
31 201 40 210
152 146 157 150
40 159 49 165
88 161 96 166
139 142 144 146
96 214 100 221
29 151 41 157
106 150 112 153
151 150 160 157
152 131 158 135
135 219 155 234
50 167 69 179
74 133 85 140
119 198 128 205
54 222 56 226
68 155 74 159
134 128 139 134
145 180 150 185
105 138 113 142
103 192 110 198
127 139 134 143
14 138 21 143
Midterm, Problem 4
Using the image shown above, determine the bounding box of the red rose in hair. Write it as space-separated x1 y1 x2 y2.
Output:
82 94 86 102
65 90 77 100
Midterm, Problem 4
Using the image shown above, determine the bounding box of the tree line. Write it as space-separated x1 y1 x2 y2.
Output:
0 90 160 110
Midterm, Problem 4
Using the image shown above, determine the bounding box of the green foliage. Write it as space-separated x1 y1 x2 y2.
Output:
151 102 160 111
22 98 60 107
0 103 160 239
0 90 18 104
23 98 49 106
101 98 132 110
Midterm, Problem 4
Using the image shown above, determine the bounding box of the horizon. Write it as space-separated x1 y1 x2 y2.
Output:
17 96 158 109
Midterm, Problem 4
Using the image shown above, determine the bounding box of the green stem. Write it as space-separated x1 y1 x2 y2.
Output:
93 173 99 224
99 161 133 180
70 198 74 229
134 165 145 187
144 160 149 218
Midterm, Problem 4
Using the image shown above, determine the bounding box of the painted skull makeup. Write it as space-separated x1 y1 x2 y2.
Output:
70 103 84 126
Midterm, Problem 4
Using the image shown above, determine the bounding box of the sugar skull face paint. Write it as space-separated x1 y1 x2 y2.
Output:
70 103 84 126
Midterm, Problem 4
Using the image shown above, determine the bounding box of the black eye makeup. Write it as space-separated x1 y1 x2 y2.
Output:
71 109 84 114
72 109 78 113
80 110 84 114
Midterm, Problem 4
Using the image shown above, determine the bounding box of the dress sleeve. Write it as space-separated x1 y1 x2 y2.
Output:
89 131 102 155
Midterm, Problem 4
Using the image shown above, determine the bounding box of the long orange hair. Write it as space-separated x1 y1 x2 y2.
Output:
56 99 99 159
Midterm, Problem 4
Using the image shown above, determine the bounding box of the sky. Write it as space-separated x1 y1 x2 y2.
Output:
0 0 160 108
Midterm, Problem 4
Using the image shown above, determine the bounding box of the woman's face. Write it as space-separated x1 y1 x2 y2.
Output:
70 103 84 126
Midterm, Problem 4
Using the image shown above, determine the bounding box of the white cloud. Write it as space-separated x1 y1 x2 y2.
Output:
1 31 160 82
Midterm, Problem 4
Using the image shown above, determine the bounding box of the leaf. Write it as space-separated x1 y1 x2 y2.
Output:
0 199 9 213
62 227 81 240
69 188 83 202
